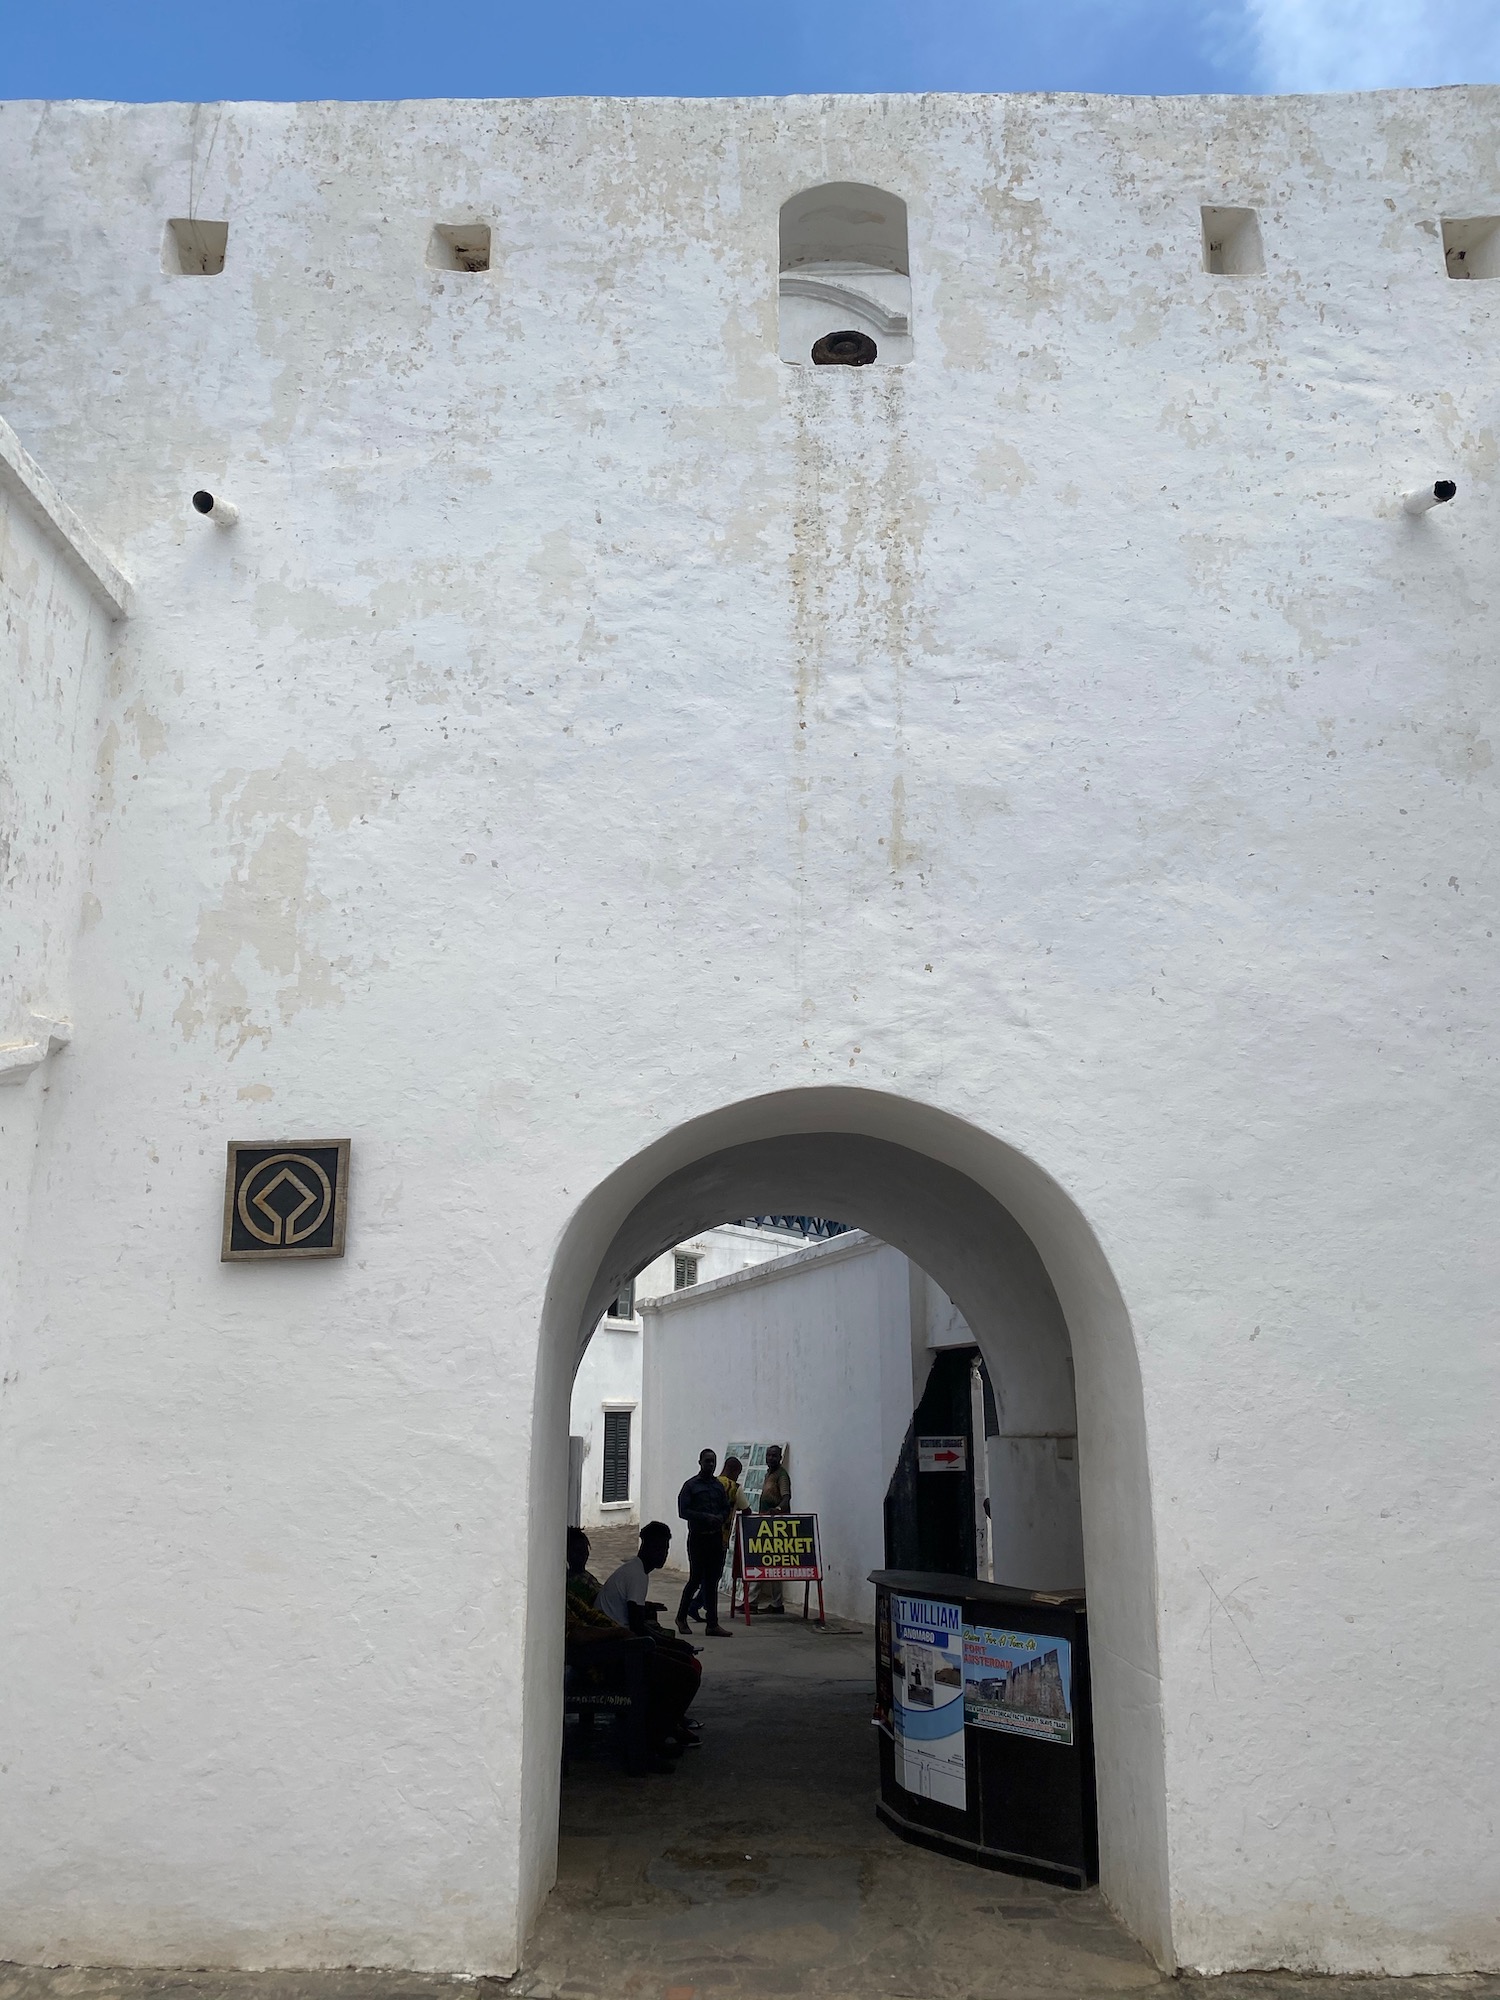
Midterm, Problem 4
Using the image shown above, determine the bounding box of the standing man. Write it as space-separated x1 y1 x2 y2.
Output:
681 1454 750 1626
752 1443 792 1616
676 1449 733 1637
720 1454 750 1551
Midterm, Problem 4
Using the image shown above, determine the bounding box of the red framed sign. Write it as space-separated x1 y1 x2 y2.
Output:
730 1512 825 1626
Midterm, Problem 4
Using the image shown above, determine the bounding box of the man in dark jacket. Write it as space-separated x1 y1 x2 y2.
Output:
676 1449 733 1637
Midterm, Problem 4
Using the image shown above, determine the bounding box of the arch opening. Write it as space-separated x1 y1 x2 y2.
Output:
779 181 913 366
524 1089 1169 1969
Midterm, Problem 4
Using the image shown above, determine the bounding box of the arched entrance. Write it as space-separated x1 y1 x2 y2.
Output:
524 1087 1169 1965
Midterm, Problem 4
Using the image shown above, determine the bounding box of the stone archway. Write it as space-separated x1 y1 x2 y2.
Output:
524 1086 1169 1965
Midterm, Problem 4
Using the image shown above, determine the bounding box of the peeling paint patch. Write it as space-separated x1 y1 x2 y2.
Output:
528 529 588 610
974 441 1035 496
175 750 391 1051
124 698 167 761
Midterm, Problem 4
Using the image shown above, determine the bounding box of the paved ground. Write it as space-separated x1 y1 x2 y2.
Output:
523 1578 1158 2000
517 1535 1500 2000
5 1528 1497 2000
5 1970 1497 2000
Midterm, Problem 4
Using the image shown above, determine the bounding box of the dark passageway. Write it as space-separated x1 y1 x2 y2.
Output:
524 1531 1161 2000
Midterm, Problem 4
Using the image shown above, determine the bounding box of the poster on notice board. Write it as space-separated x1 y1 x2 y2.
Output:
891 1594 966 1808
962 1623 1075 1746
725 1442 787 1514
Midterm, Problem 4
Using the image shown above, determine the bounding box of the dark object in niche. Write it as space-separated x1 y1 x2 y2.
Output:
812 329 877 367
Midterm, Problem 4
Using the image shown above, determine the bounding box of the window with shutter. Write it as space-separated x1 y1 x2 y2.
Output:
602 1410 632 1504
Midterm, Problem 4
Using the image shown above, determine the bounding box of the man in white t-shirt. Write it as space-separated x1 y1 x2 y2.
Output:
571 1520 702 1757
596 1520 673 1632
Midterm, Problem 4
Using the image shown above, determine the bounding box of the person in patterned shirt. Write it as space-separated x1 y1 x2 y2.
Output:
752 1446 791 1615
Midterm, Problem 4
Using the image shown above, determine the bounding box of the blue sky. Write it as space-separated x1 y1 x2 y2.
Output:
2 0 1496 100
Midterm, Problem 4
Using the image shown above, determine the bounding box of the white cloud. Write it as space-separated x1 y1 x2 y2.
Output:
1249 0 1500 91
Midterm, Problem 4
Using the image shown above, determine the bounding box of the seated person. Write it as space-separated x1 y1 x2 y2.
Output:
567 1526 602 1609
597 1522 660 1626
592 1512 704 1752
566 1529 623 1645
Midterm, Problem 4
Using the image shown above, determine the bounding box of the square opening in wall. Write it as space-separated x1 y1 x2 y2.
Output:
1201 206 1264 276
778 181 913 366
427 223 491 273
1442 217 1500 280
163 218 228 276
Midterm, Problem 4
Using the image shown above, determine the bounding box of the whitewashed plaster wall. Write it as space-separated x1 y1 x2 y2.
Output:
640 1231 920 1618
569 1221 803 1524
0 87 1497 1980
0 414 127 1463
911 1248 1089 1588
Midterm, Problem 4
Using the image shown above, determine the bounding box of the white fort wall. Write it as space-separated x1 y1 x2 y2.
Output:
0 415 128 1465
639 1232 1020 1623
0 88 1496 1978
640 1232 919 1621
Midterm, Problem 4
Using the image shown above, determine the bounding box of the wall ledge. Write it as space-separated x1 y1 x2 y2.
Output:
0 413 132 620
0 1015 72 1087
639 1227 879 1316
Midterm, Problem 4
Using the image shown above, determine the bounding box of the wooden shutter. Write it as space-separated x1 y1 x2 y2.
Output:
602 1410 631 1503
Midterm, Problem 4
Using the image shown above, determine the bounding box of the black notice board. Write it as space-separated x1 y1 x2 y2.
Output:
870 1570 1097 1889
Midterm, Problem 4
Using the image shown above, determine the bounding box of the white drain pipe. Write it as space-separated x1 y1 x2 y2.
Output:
192 489 239 527
1403 479 1457 516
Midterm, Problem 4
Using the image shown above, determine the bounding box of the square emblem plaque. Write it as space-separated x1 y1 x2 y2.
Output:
222 1139 350 1261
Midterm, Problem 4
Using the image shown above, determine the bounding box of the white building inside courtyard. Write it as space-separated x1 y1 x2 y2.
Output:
638 1231 991 1620
568 1218 807 1525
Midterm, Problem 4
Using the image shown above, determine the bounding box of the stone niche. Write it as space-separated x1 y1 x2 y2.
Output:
778 181 913 367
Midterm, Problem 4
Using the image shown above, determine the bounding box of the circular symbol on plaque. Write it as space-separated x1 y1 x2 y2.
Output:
237 1151 333 1247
